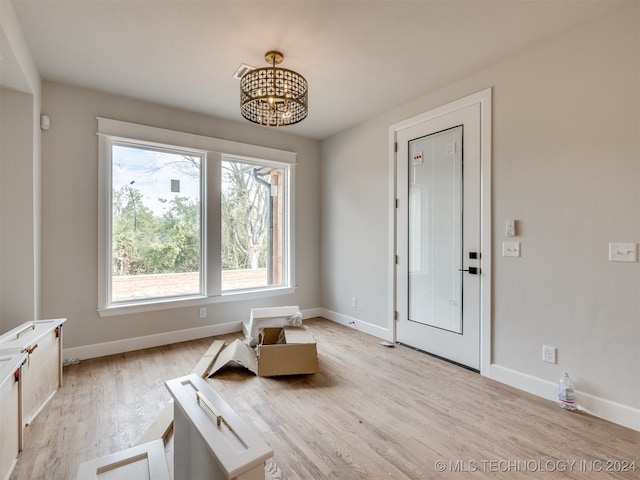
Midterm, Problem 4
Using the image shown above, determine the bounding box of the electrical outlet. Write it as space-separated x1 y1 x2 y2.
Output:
542 345 556 364
199 307 207 318
351 297 358 308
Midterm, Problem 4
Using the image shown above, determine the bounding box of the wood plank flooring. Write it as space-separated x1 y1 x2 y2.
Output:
10 317 640 479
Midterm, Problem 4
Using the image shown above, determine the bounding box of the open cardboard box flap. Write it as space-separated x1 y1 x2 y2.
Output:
208 339 258 376
208 326 318 377
244 306 302 346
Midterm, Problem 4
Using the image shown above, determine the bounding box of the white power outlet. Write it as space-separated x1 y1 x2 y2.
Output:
199 307 207 318
351 297 358 308
542 345 556 364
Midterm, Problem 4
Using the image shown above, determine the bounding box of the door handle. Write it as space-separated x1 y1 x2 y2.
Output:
459 267 480 275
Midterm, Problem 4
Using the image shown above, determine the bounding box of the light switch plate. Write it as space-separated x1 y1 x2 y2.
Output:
609 243 637 262
505 219 516 237
502 241 520 257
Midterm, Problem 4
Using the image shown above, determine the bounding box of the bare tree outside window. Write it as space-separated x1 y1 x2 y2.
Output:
221 160 284 291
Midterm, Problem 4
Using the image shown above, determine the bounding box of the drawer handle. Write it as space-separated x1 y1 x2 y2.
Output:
26 344 38 355
196 390 232 431
16 325 35 339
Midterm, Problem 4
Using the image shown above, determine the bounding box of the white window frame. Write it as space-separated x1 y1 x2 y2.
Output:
97 118 297 317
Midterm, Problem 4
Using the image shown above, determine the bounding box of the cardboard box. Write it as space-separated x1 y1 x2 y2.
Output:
256 327 318 376
209 326 318 377
243 306 302 346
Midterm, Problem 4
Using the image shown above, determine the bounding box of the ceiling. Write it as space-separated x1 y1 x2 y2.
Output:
3 0 628 140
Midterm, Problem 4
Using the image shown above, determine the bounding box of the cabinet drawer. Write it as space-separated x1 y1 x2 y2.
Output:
76 439 170 480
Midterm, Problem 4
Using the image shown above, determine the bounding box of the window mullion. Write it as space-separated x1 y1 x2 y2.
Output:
207 152 222 296
97 135 112 309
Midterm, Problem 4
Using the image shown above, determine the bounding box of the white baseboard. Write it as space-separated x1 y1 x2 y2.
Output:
490 364 640 432
302 307 323 320
63 321 241 363
64 307 324 363
320 308 392 341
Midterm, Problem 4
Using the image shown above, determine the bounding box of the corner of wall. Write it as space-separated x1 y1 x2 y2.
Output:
0 0 43 327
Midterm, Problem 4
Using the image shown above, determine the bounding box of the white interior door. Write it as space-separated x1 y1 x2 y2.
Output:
396 103 481 370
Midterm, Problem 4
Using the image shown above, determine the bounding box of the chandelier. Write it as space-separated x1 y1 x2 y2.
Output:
240 51 308 127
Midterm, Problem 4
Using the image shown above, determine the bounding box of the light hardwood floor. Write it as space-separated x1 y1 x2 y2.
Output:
10 317 640 479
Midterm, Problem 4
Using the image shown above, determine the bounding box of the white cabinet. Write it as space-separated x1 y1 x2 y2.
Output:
0 318 66 432
0 351 27 480
166 374 273 480
76 439 170 480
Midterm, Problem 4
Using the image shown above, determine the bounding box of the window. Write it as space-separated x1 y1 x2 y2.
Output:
110 143 203 303
97 118 296 315
220 158 286 292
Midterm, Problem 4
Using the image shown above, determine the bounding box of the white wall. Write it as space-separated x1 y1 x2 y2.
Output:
40 82 321 352
0 89 36 325
321 6 639 428
0 0 42 333
320 116 391 335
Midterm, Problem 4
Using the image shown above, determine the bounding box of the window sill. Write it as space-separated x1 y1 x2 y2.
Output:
97 286 296 318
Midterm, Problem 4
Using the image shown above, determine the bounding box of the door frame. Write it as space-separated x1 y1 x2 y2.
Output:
388 88 492 376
